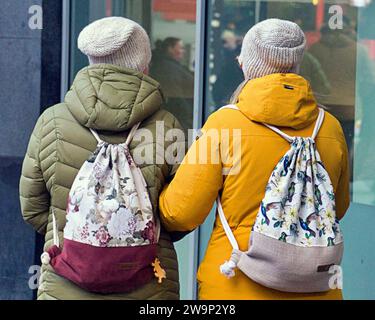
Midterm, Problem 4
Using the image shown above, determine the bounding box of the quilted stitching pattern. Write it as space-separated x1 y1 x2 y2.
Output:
20 65 184 300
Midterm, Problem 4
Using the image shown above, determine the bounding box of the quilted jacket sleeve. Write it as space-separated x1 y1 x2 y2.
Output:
19 114 50 234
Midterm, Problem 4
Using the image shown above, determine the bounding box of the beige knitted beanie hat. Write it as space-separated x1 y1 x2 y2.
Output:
78 17 152 72
238 18 306 80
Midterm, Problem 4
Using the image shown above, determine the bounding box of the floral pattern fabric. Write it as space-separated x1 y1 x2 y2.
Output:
64 141 157 247
253 137 343 247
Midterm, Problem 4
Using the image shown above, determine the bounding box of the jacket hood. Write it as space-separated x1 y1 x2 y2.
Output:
237 73 318 130
65 64 163 131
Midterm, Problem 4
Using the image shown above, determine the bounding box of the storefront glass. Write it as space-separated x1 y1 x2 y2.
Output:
203 0 375 204
68 0 197 299
69 0 196 132
199 0 375 298
66 0 375 299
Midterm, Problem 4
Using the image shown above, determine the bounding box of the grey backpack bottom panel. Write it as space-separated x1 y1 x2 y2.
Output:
238 232 343 293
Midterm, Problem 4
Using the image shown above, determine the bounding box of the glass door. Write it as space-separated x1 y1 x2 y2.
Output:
199 0 375 299
65 0 198 299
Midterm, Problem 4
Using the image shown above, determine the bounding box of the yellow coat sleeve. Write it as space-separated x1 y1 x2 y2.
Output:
159 117 224 232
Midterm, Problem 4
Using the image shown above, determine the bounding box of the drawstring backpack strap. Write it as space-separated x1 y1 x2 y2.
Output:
311 107 325 140
264 107 325 143
219 104 325 143
216 104 243 278
217 197 242 278
90 128 103 144
125 122 141 146
52 210 60 247
218 104 240 111
89 122 141 146
215 104 326 279
217 197 239 251
41 210 59 265
263 123 294 143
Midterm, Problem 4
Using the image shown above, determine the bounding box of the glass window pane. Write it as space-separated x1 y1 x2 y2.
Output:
204 0 375 206
69 0 197 299
69 0 196 133
200 0 375 299
353 3 375 206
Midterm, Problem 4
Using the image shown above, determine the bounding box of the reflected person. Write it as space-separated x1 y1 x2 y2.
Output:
150 37 194 131
212 30 244 107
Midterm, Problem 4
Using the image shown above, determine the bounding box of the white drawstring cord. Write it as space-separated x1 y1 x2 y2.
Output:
220 260 237 278
217 196 241 278
41 252 51 265
41 211 59 265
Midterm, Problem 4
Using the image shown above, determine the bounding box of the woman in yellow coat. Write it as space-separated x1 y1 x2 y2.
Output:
159 19 350 300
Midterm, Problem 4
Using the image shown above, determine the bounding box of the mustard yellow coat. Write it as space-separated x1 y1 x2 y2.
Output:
159 74 350 300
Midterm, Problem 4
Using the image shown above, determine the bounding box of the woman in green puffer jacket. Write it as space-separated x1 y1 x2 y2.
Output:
19 17 184 300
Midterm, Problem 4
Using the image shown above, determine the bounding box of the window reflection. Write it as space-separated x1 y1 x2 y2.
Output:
353 3 375 205
70 0 196 132
205 0 375 206
150 38 195 131
212 30 243 106
69 0 197 299
301 17 359 162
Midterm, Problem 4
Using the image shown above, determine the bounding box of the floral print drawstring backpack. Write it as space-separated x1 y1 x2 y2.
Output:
40 123 164 293
218 105 344 293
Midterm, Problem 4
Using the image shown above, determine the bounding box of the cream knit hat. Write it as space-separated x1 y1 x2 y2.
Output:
78 17 152 72
238 19 306 80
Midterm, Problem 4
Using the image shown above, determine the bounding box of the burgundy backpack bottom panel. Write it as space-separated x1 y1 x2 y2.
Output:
48 239 157 294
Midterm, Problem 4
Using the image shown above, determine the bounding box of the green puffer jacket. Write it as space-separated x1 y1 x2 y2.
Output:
20 64 184 300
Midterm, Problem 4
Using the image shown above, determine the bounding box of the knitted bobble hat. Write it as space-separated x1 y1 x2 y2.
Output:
238 18 306 80
78 17 152 72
